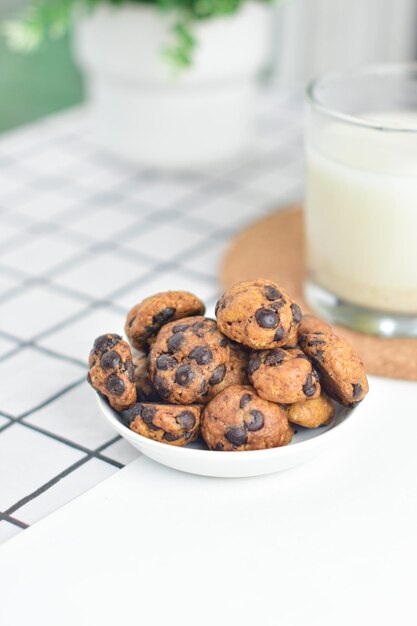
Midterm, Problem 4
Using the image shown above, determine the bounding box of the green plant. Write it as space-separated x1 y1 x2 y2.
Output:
3 0 271 68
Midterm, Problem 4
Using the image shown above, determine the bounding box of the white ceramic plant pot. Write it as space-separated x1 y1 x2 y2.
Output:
73 2 271 169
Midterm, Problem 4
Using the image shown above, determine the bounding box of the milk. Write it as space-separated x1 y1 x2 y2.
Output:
306 112 417 314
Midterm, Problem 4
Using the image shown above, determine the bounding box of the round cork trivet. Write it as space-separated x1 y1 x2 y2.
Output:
220 206 417 381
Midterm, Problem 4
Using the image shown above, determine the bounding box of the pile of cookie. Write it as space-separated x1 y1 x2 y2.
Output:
87 279 368 452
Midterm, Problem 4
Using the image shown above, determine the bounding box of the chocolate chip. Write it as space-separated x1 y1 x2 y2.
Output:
247 410 264 431
176 410 196 430
175 365 195 386
213 442 224 451
87 372 92 386
200 379 209 396
247 353 261 375
172 323 189 333
315 349 325 363
107 374 125 396
264 285 282 301
209 364 226 385
141 406 156 424
352 383 362 399
307 338 326 346
192 321 207 337
189 346 212 365
219 336 229 348
255 307 279 329
239 393 252 409
128 316 136 328
214 300 221 316
152 307 176 326
125 359 135 382
271 301 285 311
144 323 158 337
312 366 320 381
264 348 286 366
153 375 170 398
120 410 131 426
167 332 185 353
125 403 143 423
291 303 302 323
225 426 247 446
101 350 122 371
296 353 309 360
93 334 121 354
302 373 317 397
156 353 177 370
274 327 285 342
163 432 182 442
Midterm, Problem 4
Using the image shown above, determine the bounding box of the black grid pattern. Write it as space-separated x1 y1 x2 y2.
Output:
0 89 304 542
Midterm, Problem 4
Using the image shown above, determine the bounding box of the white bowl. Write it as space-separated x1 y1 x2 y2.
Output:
97 396 364 478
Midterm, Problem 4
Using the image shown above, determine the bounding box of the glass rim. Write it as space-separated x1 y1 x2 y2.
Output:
306 63 417 133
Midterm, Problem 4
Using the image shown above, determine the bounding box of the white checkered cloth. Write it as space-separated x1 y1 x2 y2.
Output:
0 88 304 542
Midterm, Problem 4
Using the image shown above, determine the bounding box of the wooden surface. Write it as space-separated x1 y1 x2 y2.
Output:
220 206 417 381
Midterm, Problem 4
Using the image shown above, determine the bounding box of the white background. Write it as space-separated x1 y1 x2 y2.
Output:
0 375 416 625
274 0 417 85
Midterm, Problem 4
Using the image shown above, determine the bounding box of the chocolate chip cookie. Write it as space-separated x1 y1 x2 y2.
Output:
126 402 201 446
298 314 332 339
88 334 136 412
215 279 301 350
225 342 250 386
132 353 159 401
286 394 335 429
125 291 205 352
201 384 293 451
204 341 249 402
149 316 230 404
299 332 369 406
247 347 320 404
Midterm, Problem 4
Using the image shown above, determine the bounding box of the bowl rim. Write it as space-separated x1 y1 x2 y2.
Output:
97 395 364 461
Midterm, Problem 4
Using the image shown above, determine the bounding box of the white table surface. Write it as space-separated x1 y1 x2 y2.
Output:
0 90 416 624
0 375 416 625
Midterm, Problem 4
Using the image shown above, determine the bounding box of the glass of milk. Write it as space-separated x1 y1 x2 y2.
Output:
304 64 417 337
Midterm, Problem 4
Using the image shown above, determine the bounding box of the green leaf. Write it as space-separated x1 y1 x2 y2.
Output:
162 18 197 70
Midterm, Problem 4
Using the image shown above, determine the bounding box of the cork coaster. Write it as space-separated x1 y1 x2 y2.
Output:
220 206 417 381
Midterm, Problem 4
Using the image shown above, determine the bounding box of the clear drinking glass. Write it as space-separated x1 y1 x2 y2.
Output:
304 64 417 338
